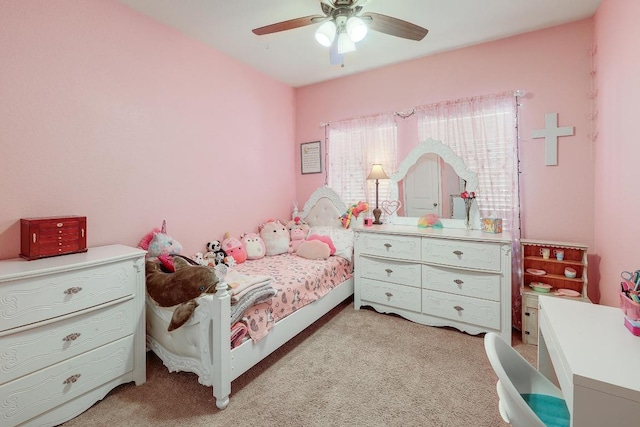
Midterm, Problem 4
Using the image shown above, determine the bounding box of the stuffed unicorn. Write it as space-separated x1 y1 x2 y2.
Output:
137 220 183 262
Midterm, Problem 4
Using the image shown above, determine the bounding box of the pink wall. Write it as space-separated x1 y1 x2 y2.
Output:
593 0 640 306
0 1 296 259
296 19 598 297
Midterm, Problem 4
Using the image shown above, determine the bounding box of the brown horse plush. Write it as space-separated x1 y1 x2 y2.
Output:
146 256 219 331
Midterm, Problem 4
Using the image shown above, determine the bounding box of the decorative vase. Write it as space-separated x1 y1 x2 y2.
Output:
464 200 472 230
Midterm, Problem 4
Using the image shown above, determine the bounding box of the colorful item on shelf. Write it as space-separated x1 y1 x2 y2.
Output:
564 267 577 278
529 282 552 293
526 268 546 276
555 288 580 297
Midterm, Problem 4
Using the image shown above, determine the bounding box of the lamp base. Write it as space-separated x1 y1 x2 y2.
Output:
372 207 382 225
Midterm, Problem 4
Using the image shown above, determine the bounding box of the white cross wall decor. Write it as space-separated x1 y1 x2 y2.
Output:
531 112 574 166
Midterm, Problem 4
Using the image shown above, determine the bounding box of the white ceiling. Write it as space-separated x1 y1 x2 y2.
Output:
116 0 602 88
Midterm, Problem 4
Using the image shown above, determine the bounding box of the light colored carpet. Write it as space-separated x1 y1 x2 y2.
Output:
61 298 536 427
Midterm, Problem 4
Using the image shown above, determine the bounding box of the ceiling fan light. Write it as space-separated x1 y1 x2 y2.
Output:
337 31 356 54
315 21 336 47
346 16 367 43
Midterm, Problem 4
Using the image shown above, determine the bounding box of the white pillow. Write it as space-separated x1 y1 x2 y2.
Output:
308 226 354 262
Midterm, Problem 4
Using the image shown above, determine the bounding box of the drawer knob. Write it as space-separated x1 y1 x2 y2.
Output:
385 292 393 300
385 268 393 275
57 222 63 227
63 333 81 342
453 305 464 312
63 374 81 384
453 250 463 256
454 279 464 285
32 233 37 243
63 287 83 295
383 243 392 249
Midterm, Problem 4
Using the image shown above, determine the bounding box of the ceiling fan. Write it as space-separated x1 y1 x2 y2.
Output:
252 0 428 65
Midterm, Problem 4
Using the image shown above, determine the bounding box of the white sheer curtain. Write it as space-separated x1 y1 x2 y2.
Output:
327 114 398 210
416 92 523 330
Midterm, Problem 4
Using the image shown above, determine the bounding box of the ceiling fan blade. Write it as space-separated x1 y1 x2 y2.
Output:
252 15 326 36
361 12 428 41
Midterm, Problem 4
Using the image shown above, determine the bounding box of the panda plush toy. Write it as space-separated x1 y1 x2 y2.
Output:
204 240 229 266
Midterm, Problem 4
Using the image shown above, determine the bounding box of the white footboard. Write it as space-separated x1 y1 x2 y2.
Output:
146 277 354 409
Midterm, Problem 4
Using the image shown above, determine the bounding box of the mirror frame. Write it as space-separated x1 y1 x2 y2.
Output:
389 138 480 229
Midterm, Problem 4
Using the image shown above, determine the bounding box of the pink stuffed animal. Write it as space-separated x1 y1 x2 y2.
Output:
222 232 247 264
288 228 307 253
307 234 336 255
286 216 310 253
241 232 266 260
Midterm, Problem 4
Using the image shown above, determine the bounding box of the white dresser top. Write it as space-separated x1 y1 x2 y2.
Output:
353 224 512 244
0 244 146 282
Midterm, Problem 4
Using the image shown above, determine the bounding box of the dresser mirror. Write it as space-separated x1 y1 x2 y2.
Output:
389 138 480 229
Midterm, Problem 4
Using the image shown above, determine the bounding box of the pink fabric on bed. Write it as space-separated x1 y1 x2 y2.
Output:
231 253 352 342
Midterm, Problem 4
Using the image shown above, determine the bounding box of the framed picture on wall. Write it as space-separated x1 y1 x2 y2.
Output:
301 141 322 174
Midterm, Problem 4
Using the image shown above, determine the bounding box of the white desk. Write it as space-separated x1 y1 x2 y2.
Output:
538 296 640 427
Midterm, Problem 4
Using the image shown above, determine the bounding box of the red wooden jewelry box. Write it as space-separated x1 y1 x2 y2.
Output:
20 216 87 260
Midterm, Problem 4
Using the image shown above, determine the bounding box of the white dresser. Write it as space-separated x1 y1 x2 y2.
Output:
354 225 512 343
0 245 146 427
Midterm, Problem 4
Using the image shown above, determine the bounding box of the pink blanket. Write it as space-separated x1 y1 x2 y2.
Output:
231 253 352 342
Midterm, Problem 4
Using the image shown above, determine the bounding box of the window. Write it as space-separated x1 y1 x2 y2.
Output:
416 93 519 234
327 115 398 208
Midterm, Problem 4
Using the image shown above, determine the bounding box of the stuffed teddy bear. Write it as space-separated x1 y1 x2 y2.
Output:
138 220 183 261
259 219 290 256
145 256 219 331
240 232 266 260
222 232 247 264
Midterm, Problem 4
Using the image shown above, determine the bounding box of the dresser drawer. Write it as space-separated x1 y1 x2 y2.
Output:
0 299 135 385
358 256 421 288
0 259 136 332
359 278 421 312
422 238 502 271
422 264 501 301
422 289 500 329
0 336 134 427
356 233 421 261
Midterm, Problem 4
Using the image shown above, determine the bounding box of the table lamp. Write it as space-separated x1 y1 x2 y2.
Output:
367 164 389 224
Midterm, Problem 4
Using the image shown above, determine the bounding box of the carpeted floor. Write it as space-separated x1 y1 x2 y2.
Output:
60 298 536 427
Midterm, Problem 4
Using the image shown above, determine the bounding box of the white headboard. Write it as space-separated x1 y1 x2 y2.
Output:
294 186 346 228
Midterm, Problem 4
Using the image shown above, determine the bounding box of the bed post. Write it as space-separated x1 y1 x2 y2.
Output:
211 279 231 409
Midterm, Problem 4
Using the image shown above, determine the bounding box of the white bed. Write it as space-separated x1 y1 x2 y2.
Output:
145 186 354 409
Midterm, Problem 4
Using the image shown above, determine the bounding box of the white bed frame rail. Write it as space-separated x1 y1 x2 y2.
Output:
146 186 353 409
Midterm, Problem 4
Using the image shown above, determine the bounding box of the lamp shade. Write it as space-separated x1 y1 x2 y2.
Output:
346 16 367 42
367 164 389 180
315 20 336 47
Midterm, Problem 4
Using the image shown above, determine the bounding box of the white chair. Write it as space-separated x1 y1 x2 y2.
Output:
484 332 570 427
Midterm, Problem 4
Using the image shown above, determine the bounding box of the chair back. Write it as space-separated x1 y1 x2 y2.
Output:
484 332 568 427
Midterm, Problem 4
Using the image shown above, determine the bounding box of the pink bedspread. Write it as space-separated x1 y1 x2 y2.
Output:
231 253 352 342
